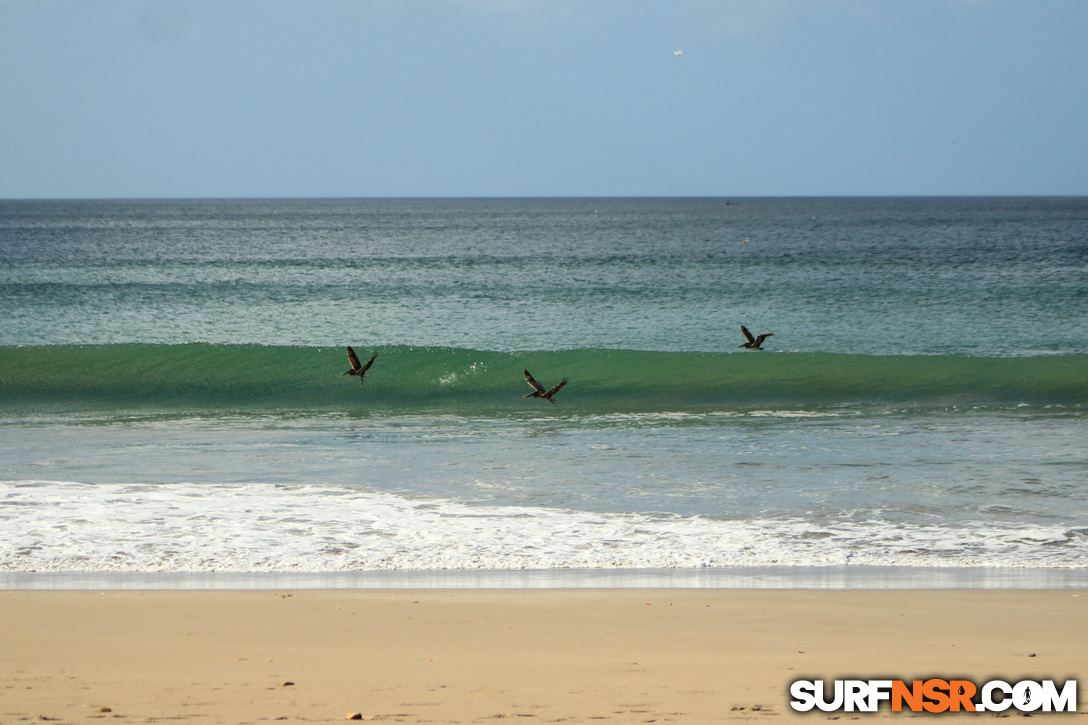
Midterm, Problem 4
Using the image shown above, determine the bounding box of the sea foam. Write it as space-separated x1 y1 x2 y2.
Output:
3 480 1085 573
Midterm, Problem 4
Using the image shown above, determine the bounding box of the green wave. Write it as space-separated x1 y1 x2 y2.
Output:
1 344 1086 414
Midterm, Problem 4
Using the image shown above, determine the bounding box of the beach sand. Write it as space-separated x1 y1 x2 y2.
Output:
1 589 1084 723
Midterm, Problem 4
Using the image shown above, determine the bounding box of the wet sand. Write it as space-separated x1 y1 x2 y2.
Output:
1 589 1084 723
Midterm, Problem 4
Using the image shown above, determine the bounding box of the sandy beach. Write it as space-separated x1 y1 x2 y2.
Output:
1 588 1084 724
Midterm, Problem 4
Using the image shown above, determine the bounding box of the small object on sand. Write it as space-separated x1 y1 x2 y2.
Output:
281 681 295 687
342 346 377 385
523 369 568 403
738 325 773 350
346 713 364 721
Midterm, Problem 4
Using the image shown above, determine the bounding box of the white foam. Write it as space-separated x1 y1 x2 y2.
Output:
2 480 1086 573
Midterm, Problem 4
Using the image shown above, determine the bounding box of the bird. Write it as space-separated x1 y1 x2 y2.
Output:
738 325 773 350
342 346 377 385
523 369 568 403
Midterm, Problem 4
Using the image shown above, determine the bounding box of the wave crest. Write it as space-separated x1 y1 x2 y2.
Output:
2 344 1085 414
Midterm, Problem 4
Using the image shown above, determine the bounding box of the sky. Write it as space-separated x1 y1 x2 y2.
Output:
2 0 1087 199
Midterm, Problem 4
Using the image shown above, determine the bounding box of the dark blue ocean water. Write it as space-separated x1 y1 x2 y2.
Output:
3 197 1087 354
1 198 1087 576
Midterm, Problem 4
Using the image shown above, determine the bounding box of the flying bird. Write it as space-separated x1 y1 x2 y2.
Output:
342 346 377 384
739 325 773 350
523 369 568 403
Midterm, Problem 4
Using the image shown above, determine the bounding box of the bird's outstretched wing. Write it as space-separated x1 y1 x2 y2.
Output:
343 345 362 375
359 353 377 375
740 325 755 345
755 333 773 346
544 379 568 398
524 369 546 395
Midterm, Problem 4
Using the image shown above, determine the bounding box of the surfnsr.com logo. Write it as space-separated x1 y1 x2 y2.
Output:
789 679 1077 714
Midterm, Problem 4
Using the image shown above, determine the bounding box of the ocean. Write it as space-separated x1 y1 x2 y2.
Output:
2 197 1087 587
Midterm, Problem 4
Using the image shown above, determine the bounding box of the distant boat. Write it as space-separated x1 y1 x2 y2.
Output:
342 346 377 385
738 325 773 350
523 370 568 403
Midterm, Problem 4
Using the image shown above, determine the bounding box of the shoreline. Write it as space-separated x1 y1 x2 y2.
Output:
5 565 1088 591
2 588 1084 723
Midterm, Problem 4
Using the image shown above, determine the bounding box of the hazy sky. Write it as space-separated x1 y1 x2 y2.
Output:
3 0 1087 198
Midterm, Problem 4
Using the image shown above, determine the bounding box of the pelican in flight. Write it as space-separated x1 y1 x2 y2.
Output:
342 346 377 385
739 325 773 350
523 369 568 403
